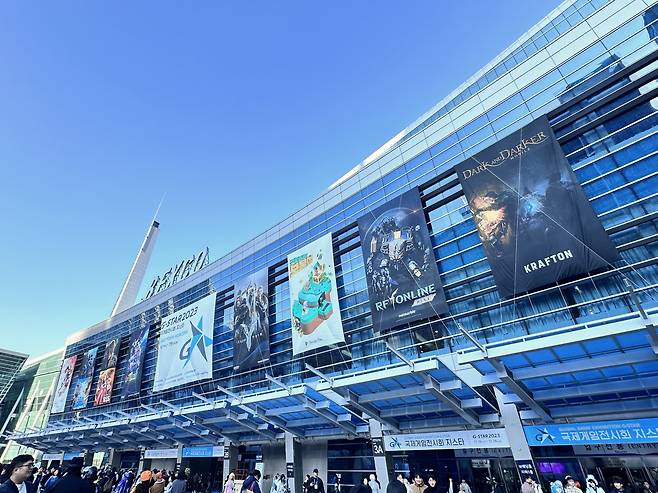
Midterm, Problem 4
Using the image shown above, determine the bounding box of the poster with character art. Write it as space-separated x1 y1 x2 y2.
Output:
51 355 78 414
232 268 270 371
287 232 345 355
71 346 98 410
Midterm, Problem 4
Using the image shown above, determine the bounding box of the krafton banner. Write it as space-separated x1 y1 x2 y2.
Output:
94 337 121 406
51 355 78 414
358 188 448 332
456 116 619 298
121 325 149 398
232 268 270 371
71 347 98 410
288 232 345 355
153 293 216 392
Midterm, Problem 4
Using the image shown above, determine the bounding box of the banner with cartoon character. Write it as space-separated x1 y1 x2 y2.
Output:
153 293 216 392
455 116 619 298
288 232 345 355
232 268 270 371
71 346 98 410
121 325 149 398
94 337 121 406
358 187 448 332
51 355 78 414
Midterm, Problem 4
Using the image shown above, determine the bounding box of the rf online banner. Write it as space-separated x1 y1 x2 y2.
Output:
121 324 149 398
232 268 270 371
71 346 98 410
153 293 216 392
455 116 619 298
288 232 345 355
357 188 448 333
94 337 121 406
51 355 78 414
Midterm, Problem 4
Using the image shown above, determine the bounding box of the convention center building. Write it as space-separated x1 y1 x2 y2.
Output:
10 1 658 493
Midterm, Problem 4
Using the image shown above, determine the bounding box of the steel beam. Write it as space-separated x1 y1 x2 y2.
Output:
422 376 480 426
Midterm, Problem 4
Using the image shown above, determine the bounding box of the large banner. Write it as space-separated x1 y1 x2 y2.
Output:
94 337 121 406
288 232 345 355
51 355 78 414
153 293 216 392
121 325 149 398
358 188 448 332
456 116 619 298
383 429 510 451
525 418 658 446
71 347 98 410
232 268 270 371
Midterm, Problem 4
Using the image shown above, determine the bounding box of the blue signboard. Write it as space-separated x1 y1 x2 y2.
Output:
182 446 223 458
525 418 658 446
63 452 82 461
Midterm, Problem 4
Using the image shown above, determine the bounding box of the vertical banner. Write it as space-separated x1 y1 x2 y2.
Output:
232 268 270 371
455 116 619 298
71 347 98 410
94 337 121 406
153 293 216 392
51 355 78 414
288 232 345 355
358 188 448 333
121 325 149 398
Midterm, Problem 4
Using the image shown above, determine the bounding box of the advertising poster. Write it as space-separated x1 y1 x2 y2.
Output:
288 232 345 355
51 355 78 414
71 347 98 410
153 293 216 392
525 418 658 446
383 429 510 451
455 116 619 298
357 188 448 333
121 325 149 398
232 268 270 371
94 337 121 406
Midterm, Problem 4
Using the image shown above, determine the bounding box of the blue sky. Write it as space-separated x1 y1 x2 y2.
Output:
0 1 560 356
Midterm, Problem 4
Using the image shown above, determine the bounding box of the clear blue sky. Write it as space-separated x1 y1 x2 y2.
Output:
0 1 560 357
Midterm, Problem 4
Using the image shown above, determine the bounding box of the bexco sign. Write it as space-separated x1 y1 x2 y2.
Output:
144 248 209 299
384 429 510 451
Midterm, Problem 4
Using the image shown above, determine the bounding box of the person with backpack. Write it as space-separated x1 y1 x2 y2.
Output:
241 471 261 493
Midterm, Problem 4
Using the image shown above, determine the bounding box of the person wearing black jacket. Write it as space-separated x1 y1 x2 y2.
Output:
386 474 407 493
45 458 93 493
0 455 37 493
310 471 325 493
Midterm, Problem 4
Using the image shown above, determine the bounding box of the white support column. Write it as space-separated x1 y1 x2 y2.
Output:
494 388 539 483
285 432 302 493
222 442 238 477
368 420 390 491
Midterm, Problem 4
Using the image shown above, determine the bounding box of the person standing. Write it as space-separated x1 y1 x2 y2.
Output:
459 482 471 493
409 475 426 493
241 471 262 493
640 481 655 493
368 476 380 493
310 471 324 493
386 474 406 493
223 474 235 493
608 478 625 493
0 455 37 493
564 477 583 493
585 476 604 493
45 458 91 493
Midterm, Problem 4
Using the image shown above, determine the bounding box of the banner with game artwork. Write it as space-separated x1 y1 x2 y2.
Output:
51 355 78 414
153 293 216 392
288 232 345 355
455 116 619 298
357 187 448 333
121 325 149 398
232 268 270 371
94 337 121 406
71 347 98 410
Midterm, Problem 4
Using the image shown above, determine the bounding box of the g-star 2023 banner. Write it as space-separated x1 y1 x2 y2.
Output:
153 293 217 392
288 232 345 355
358 188 448 332
455 116 619 298
51 355 78 414
232 268 270 371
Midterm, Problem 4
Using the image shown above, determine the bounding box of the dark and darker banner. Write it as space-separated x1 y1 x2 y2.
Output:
232 268 270 371
94 337 121 406
121 325 149 398
455 116 619 298
358 187 448 332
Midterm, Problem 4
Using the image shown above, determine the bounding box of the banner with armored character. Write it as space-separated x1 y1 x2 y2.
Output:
455 116 619 298
232 268 270 371
153 293 216 392
288 232 345 355
358 187 448 333
51 355 78 414
121 325 149 398
94 337 121 406
71 346 98 410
